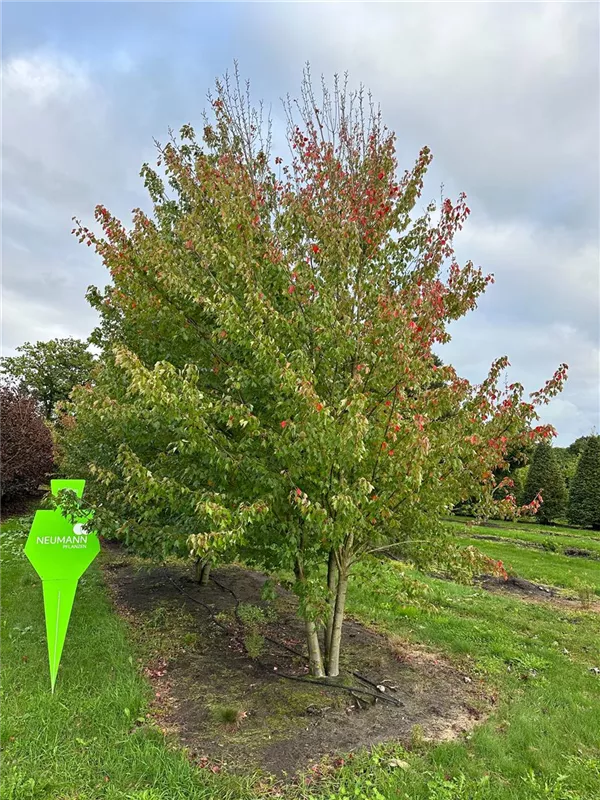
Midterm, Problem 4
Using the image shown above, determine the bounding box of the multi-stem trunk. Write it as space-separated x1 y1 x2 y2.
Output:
296 556 326 678
324 534 353 678
325 560 349 678
194 558 211 586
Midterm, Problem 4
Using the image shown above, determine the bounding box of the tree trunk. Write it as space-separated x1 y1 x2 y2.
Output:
325 563 349 678
323 548 338 663
194 558 211 585
200 561 211 585
295 555 325 678
305 618 325 678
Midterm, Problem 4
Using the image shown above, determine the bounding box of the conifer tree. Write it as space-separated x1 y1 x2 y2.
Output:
568 436 600 530
523 442 567 524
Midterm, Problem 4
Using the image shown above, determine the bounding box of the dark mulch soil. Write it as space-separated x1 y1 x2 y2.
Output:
102 545 490 779
563 546 599 559
477 575 600 614
477 574 559 598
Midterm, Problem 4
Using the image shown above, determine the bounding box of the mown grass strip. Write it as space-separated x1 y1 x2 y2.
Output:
456 536 600 594
449 516 600 541
446 519 600 558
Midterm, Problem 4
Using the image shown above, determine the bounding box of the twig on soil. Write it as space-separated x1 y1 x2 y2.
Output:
274 671 402 707
265 634 310 660
209 574 239 605
353 671 395 695
350 691 368 710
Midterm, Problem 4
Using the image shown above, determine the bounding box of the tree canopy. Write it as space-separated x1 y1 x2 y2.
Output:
1 337 96 419
60 70 567 677
566 435 594 457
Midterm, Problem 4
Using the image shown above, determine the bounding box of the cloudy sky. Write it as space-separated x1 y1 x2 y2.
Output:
2 2 599 445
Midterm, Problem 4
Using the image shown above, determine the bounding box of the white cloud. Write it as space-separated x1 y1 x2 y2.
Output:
3 54 91 105
2 287 97 351
3 54 107 169
443 213 599 445
253 2 599 228
1 52 142 355
456 215 599 341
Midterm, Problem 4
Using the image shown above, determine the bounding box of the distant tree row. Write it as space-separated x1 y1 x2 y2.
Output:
457 433 599 529
521 437 600 529
553 435 593 493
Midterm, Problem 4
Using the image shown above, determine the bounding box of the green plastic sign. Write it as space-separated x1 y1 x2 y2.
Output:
24 480 99 692
50 479 86 499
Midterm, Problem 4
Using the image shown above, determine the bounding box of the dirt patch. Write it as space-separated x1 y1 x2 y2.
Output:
477 575 600 612
563 546 598 559
102 546 489 779
478 574 559 598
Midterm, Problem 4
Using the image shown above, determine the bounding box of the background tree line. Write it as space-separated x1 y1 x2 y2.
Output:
481 435 599 529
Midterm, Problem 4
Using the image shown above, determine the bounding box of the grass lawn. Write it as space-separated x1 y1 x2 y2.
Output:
450 517 600 540
446 519 600 558
1 516 251 800
2 513 600 799
456 536 600 596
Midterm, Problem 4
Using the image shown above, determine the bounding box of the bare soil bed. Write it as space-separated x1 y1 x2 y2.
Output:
102 544 490 778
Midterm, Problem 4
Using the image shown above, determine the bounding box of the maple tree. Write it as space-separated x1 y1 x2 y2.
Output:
60 70 567 677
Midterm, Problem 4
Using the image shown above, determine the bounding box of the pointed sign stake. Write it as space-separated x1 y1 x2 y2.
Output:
24 480 99 692
42 579 78 693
